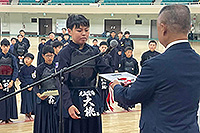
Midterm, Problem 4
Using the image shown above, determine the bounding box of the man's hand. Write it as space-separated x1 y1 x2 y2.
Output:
0 83 3 89
68 105 81 119
7 80 14 88
110 80 120 89
37 93 48 100
28 87 33 91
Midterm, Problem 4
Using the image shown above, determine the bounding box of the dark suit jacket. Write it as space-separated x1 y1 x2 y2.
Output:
114 42 200 133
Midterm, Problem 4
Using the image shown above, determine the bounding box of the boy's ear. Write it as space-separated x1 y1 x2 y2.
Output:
68 28 72 36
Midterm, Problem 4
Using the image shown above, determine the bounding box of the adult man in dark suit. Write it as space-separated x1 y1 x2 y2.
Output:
111 4 200 133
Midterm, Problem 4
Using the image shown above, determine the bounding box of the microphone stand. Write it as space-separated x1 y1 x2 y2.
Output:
0 51 106 133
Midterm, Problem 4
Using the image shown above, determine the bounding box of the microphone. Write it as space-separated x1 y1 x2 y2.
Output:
104 39 118 55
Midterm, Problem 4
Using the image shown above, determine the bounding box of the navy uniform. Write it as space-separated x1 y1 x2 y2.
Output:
45 39 57 46
37 43 45 66
57 41 112 133
13 41 29 68
140 50 160 66
123 38 134 50
0 52 18 122
119 56 139 76
33 62 58 133
19 64 36 115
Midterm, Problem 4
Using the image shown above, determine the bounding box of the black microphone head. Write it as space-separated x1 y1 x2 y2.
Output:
110 39 118 48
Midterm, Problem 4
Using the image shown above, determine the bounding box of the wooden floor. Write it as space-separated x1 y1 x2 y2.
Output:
0 37 200 133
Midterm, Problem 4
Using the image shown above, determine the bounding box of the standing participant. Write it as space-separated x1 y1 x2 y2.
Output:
37 38 46 66
33 45 58 133
140 40 160 66
45 32 57 46
14 34 29 68
62 33 70 47
57 14 112 133
118 47 139 76
92 38 99 51
111 4 200 133
19 53 36 122
116 31 124 71
0 38 18 124
52 40 63 66
98 41 114 112
19 30 30 49
123 31 134 50
9 38 17 54
61 28 67 39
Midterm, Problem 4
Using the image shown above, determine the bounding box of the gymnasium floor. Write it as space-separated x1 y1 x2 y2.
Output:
0 37 200 133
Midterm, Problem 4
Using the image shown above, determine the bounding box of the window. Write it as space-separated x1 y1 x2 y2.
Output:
31 18 37 23
135 20 142 25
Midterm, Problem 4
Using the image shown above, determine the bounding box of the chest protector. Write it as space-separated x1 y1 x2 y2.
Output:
0 56 13 76
103 55 110 67
17 42 26 56
69 47 96 88
124 39 132 48
124 60 135 73
40 67 57 91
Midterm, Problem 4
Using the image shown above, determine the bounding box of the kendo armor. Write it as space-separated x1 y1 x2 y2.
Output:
0 56 13 92
40 67 57 104
124 60 135 74
124 39 132 48
69 47 96 89
17 42 26 56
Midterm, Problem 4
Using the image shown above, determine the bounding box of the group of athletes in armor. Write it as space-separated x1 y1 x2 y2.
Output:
0 14 160 133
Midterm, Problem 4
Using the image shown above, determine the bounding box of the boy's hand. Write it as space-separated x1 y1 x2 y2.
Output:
28 87 33 91
7 80 14 88
37 93 48 100
68 105 81 119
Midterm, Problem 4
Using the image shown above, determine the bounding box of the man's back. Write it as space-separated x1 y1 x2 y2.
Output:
140 42 200 132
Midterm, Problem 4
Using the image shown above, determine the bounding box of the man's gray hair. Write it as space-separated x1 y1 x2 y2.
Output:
158 4 191 34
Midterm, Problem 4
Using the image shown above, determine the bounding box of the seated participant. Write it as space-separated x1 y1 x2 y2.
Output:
140 40 160 66
0 38 18 124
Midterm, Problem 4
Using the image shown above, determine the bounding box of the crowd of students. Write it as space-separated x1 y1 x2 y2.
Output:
0 22 160 132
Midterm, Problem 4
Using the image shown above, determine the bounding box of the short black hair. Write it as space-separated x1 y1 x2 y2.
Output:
124 31 130 35
48 31 55 36
62 28 66 31
24 53 34 60
1 38 10 46
110 31 116 34
124 46 133 52
118 31 123 34
92 39 98 42
42 45 54 55
64 33 69 36
148 40 157 45
99 41 108 46
11 37 17 41
19 30 25 33
66 14 90 30
17 34 23 38
52 40 63 48
41 38 46 41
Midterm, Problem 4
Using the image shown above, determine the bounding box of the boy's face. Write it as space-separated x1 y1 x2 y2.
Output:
99 45 108 53
0 45 10 54
58 36 62 41
149 42 157 52
24 57 33 66
18 36 23 42
93 41 98 46
111 32 116 38
118 33 123 38
49 33 55 40
53 46 63 55
42 53 54 65
68 25 89 45
41 40 46 44
11 39 16 45
20 31 25 37
62 29 66 34
125 50 133 58
125 34 130 38
64 35 69 40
